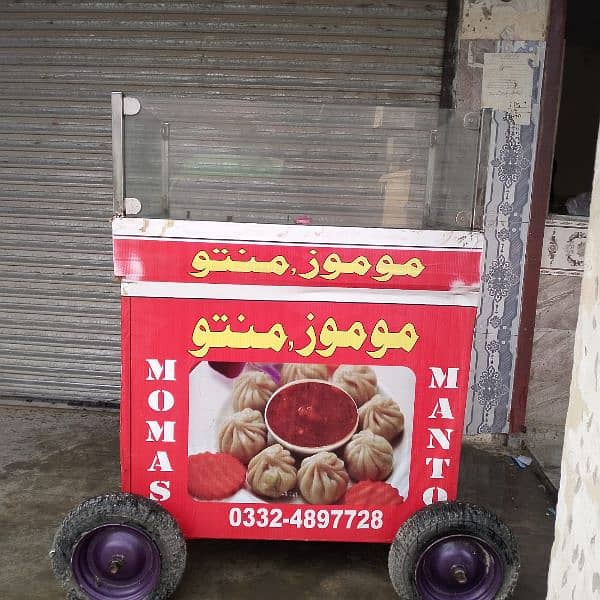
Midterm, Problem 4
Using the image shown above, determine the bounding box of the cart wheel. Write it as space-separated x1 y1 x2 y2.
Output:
50 492 186 600
388 502 519 600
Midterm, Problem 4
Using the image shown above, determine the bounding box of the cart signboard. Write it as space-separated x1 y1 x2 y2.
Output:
114 219 482 543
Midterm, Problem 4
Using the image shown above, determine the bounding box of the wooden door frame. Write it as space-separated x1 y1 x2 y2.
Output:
509 0 568 433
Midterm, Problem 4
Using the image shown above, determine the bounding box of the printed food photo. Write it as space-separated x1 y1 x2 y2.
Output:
188 361 415 506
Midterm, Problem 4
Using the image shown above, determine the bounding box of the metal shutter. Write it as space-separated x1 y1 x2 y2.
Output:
0 0 448 406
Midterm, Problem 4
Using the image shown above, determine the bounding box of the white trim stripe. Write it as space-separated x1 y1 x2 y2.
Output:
113 218 484 251
121 281 481 307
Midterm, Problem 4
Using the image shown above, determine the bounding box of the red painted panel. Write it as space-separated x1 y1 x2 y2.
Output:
123 295 475 543
113 238 482 291
120 296 132 492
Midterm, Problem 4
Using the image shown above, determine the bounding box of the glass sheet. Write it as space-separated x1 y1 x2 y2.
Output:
124 96 481 230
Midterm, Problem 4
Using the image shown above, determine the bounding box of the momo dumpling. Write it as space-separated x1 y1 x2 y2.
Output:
358 394 404 441
246 444 297 498
231 371 277 412
331 365 377 406
218 408 267 464
297 451 349 504
343 430 393 481
280 363 328 385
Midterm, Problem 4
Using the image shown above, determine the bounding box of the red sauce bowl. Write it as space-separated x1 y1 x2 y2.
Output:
265 379 358 455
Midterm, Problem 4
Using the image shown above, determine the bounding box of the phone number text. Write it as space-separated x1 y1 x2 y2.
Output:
228 507 383 530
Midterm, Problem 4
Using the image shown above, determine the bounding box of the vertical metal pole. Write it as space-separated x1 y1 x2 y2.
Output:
111 91 125 216
161 122 170 216
423 129 438 228
471 108 493 230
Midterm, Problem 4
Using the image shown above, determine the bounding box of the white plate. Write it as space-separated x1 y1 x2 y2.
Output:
189 362 415 503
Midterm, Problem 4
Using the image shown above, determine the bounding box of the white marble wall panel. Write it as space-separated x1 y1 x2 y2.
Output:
525 273 581 474
533 273 582 330
541 216 588 275
527 328 576 427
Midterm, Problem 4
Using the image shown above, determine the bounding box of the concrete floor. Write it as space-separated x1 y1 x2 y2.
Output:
0 405 557 600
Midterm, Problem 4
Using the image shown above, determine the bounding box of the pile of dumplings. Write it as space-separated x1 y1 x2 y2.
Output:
216 363 405 504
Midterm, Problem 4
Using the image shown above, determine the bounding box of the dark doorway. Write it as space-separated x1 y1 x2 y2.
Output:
551 0 600 216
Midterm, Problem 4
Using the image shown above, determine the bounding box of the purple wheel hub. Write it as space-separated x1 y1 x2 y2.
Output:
71 524 161 600
415 534 504 600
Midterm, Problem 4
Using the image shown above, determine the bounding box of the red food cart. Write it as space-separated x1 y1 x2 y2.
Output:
50 93 519 599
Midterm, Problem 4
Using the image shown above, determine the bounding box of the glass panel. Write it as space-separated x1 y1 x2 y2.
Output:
423 111 482 230
123 95 481 230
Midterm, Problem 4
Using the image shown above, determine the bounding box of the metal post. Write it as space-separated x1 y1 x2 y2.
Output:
161 122 170 216
471 108 492 231
423 129 438 227
111 91 125 216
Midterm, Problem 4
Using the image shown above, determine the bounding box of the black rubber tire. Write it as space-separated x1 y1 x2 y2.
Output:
388 502 519 600
50 492 187 600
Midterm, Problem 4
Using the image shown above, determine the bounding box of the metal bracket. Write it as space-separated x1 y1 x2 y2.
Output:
422 129 439 226
161 122 170 216
124 197 142 215
463 112 481 130
112 92 143 216
111 91 124 216
123 96 141 116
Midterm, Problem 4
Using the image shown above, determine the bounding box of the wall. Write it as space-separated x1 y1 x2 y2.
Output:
455 0 551 433
525 216 586 487
546 128 600 600
461 0 548 40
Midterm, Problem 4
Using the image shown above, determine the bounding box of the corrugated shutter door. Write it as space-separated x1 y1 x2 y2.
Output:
0 0 448 406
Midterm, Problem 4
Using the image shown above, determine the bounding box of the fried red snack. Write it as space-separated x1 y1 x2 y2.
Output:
342 481 404 506
188 452 246 500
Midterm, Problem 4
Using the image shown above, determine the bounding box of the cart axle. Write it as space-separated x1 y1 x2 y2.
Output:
451 565 468 584
108 554 125 575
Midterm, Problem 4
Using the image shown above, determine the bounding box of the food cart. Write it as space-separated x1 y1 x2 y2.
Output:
50 93 519 599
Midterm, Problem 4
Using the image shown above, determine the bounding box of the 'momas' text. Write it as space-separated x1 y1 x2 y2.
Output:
144 358 177 502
